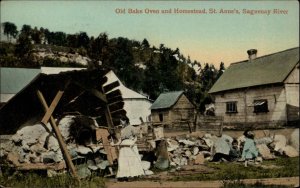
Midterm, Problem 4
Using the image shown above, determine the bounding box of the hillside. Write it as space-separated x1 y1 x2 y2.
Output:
1 22 225 111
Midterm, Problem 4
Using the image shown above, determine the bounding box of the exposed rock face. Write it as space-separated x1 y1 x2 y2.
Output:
32 50 91 66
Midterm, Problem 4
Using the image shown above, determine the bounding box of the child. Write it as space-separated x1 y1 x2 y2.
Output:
241 130 258 167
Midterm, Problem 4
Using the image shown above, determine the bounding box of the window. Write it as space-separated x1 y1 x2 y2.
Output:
253 99 269 113
226 101 237 113
159 113 163 122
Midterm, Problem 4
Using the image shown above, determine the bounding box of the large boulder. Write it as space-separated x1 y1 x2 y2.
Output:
290 129 299 152
257 144 275 160
273 135 287 151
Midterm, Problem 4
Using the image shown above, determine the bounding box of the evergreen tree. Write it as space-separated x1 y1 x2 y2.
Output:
2 22 18 42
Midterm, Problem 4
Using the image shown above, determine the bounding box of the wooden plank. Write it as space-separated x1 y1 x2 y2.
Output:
41 90 64 125
74 81 107 103
103 81 120 93
37 90 80 181
95 128 117 165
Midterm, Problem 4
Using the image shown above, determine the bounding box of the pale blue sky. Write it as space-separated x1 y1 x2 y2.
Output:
1 1 299 67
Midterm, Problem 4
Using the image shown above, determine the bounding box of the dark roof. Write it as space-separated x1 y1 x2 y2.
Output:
0 68 123 135
150 91 184 110
209 47 299 94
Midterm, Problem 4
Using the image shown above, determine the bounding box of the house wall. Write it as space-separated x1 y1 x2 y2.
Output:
151 95 195 126
151 109 170 125
214 85 287 129
284 64 300 122
124 98 152 125
170 95 195 122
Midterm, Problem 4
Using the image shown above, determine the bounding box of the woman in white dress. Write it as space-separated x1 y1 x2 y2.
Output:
116 117 145 178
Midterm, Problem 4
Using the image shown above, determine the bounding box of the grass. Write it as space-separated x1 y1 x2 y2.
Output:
0 168 106 188
0 157 298 187
169 157 299 181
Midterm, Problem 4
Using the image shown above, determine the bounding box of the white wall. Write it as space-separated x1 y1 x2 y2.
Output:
124 99 152 125
214 85 287 124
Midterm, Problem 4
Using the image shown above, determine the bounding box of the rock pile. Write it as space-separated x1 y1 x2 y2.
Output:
1 117 299 179
0 116 114 178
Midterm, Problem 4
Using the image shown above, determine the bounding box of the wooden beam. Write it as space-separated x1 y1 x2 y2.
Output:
41 90 64 125
36 90 80 181
74 81 107 103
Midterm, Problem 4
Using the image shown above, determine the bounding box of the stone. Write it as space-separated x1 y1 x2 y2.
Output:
77 164 92 179
255 137 273 145
185 150 192 157
48 136 60 152
42 151 63 163
202 138 214 148
76 146 92 155
282 145 298 157
290 129 299 152
87 160 98 171
58 116 74 140
12 124 49 147
97 160 110 170
180 157 188 166
257 144 275 160
178 139 195 146
90 145 102 153
7 153 20 166
144 170 154 175
167 139 179 152
193 147 199 155
141 161 151 170
194 153 205 165
273 135 287 151
30 143 47 154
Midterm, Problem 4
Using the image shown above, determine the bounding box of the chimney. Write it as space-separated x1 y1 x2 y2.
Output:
247 49 257 61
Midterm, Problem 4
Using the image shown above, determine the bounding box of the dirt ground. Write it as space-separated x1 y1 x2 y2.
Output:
106 177 299 188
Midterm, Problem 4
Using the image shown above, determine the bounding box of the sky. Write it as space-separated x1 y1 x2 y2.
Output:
1 1 299 67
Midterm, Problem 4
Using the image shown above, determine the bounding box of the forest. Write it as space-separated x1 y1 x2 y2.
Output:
1 22 226 112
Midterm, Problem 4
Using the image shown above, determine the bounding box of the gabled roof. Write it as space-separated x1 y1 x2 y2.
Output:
0 68 41 94
150 91 184 110
104 70 149 99
209 47 299 94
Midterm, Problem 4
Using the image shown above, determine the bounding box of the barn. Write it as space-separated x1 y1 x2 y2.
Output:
150 91 195 130
209 47 299 129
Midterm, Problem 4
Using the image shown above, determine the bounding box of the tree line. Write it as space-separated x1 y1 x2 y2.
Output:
1 21 225 112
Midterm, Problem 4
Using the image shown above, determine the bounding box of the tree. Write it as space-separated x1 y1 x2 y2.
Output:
2 22 18 42
216 62 225 79
141 38 150 48
21 24 32 35
31 27 42 44
78 32 90 49
15 33 33 57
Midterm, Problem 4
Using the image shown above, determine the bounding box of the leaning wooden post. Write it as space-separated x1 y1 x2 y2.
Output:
36 90 80 182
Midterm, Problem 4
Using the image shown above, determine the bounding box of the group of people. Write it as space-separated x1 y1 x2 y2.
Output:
115 116 260 180
210 130 259 167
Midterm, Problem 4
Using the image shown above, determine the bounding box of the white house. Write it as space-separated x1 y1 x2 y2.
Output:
209 47 299 129
104 70 153 125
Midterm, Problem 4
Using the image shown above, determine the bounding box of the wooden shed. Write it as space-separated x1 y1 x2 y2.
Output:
209 47 299 129
150 91 195 129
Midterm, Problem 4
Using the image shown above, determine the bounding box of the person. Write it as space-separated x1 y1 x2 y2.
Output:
210 134 231 162
241 130 259 167
229 139 241 161
116 116 145 179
